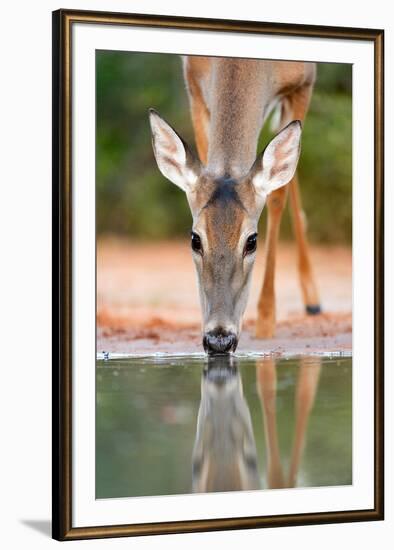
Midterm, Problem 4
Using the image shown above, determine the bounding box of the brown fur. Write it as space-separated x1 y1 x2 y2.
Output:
183 56 320 338
193 176 260 252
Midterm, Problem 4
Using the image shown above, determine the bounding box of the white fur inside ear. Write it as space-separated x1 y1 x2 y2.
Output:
253 121 301 196
149 111 197 192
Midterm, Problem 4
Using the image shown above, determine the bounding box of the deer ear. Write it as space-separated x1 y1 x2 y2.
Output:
149 109 200 193
250 120 302 198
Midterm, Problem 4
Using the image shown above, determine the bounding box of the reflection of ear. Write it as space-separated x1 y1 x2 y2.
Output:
250 120 302 197
149 109 201 193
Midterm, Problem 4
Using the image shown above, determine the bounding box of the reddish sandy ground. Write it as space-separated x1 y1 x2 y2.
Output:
97 237 352 355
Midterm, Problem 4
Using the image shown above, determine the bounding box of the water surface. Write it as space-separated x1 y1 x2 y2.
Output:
96 354 352 498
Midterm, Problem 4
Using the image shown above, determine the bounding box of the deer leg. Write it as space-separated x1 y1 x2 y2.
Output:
286 85 321 314
183 61 210 164
288 173 321 314
256 185 288 338
190 98 209 165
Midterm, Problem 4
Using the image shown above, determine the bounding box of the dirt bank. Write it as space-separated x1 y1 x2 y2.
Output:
97 237 352 355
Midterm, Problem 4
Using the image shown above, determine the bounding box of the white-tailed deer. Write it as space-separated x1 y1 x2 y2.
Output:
149 56 320 354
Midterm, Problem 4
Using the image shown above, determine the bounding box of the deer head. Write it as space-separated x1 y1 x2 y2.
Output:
149 109 301 354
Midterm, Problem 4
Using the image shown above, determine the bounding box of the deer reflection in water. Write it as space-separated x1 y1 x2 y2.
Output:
192 356 260 492
192 355 321 493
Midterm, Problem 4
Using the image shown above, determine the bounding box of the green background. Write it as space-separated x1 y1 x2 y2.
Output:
97 52 352 243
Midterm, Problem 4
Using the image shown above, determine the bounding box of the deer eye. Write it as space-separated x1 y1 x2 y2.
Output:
191 232 203 254
244 233 257 256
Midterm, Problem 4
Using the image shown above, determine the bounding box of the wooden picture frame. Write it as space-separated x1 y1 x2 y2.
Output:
52 8 384 541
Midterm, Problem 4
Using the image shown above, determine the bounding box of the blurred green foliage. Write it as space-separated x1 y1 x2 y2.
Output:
97 52 352 243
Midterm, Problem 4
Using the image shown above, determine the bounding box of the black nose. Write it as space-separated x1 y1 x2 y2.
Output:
203 329 238 355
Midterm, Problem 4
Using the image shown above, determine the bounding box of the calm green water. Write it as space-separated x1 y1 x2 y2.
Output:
96 355 352 499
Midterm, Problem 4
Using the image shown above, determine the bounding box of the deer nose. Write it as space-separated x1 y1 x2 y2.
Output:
203 329 238 355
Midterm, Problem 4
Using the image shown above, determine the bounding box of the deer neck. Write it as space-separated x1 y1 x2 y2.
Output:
207 58 273 178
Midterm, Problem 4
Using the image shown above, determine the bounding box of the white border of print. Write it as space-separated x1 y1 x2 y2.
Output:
71 22 374 528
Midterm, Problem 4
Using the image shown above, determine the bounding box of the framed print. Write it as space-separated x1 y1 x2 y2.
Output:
52 9 384 541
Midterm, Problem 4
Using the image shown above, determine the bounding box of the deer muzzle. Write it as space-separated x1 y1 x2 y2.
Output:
202 328 238 355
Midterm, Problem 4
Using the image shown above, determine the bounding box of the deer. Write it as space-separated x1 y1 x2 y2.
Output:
149 56 320 355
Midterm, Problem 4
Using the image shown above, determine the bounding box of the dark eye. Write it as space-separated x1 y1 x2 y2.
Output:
244 233 257 256
191 232 203 254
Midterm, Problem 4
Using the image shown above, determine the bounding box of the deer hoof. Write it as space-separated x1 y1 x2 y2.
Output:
306 304 321 315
